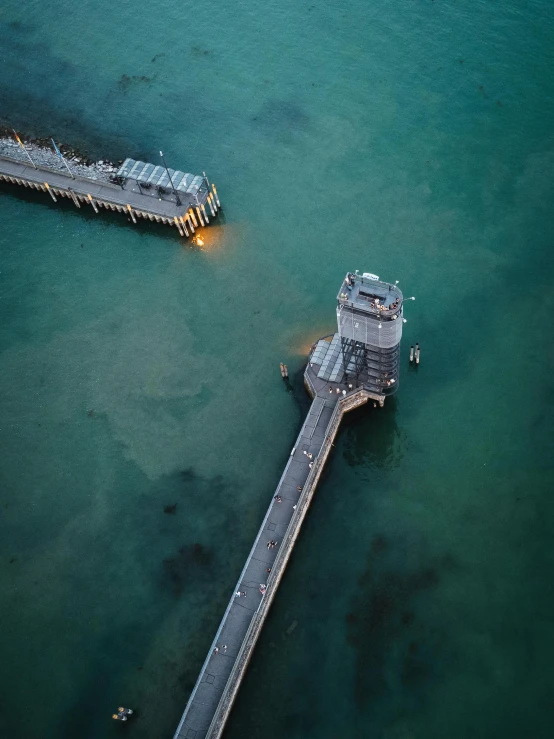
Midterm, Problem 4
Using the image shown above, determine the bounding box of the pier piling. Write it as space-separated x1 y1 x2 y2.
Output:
68 188 81 208
87 194 99 214
44 183 57 202
212 183 221 207
207 195 216 217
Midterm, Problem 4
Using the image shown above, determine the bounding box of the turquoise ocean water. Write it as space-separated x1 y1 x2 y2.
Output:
1 1 553 737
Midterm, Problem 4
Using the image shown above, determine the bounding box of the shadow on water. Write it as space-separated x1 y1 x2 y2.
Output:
0 180 212 247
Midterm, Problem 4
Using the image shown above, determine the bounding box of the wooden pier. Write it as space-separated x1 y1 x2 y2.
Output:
173 358 384 739
0 153 220 238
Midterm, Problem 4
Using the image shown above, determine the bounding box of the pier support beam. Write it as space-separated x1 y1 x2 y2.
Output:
196 206 205 227
212 183 221 207
44 183 57 202
126 204 137 224
68 189 81 208
207 194 216 217
87 194 99 214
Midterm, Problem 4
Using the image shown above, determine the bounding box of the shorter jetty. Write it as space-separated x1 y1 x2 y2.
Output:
174 272 403 739
0 133 220 238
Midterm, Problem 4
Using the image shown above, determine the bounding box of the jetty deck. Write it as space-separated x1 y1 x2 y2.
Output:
174 359 384 739
0 153 219 235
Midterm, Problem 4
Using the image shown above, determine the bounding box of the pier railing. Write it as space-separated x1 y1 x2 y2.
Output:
204 388 370 738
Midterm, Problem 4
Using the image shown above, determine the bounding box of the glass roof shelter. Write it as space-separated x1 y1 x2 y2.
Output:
116 159 208 204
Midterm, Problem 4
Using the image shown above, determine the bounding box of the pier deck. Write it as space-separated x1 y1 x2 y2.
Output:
0 154 218 234
174 363 384 739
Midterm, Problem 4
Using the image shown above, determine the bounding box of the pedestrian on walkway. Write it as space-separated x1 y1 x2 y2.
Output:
214 646 219 654
259 584 267 595
222 645 228 653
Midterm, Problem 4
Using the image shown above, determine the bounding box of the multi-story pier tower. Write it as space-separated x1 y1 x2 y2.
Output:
308 271 403 399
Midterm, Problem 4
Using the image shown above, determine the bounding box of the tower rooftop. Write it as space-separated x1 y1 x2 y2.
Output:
337 272 403 319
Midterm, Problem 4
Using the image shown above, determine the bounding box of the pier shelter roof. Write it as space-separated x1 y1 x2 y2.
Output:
117 158 205 196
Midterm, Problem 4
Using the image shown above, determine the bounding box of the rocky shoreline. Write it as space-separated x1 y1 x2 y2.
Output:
0 128 122 184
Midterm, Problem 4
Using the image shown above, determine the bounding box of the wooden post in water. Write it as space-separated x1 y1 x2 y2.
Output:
409 346 414 363
189 208 198 228
87 194 99 214
180 216 189 237
68 188 81 208
196 206 205 227
44 183 57 202
207 194 216 217
127 204 137 224
186 212 195 233
212 183 220 207
415 344 420 365
174 216 184 237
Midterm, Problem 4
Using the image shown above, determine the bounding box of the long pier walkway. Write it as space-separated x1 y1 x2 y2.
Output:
174 360 384 739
